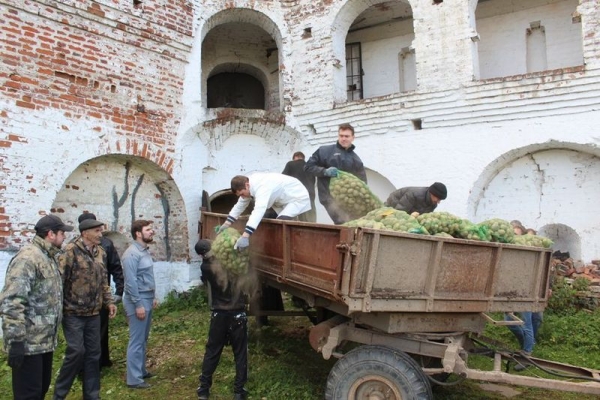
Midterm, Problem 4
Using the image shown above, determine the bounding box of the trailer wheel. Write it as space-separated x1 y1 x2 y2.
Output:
325 345 433 400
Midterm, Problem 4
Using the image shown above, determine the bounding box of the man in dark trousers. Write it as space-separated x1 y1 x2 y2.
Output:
385 182 448 215
195 239 248 400
282 151 316 222
78 212 124 369
0 215 73 400
54 218 117 400
305 123 367 224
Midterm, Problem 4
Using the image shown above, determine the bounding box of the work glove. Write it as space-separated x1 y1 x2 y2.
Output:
215 222 231 234
324 167 339 177
113 295 122 304
234 236 249 251
8 341 25 369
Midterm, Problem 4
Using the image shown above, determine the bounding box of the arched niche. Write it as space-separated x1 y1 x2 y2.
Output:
201 10 284 111
51 154 188 262
538 223 582 260
332 0 415 102
207 63 268 110
469 142 600 261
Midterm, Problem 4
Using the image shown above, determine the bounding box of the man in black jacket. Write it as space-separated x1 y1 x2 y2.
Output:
282 151 316 222
385 182 448 215
195 240 248 400
305 123 367 224
78 212 124 369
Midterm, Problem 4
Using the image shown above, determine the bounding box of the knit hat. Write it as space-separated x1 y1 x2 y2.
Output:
429 182 447 200
195 239 212 256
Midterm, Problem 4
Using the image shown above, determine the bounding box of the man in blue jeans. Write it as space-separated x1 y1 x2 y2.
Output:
505 312 543 370
122 220 158 389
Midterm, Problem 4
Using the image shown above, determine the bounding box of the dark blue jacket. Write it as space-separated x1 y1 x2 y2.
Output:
305 142 367 204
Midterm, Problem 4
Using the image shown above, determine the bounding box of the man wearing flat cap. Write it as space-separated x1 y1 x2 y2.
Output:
0 214 72 400
78 212 124 369
385 182 448 215
53 217 117 400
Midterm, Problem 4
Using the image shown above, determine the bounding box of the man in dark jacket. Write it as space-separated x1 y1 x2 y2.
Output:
0 215 72 400
195 240 248 400
385 182 448 215
282 151 316 222
77 212 124 369
54 218 117 400
305 123 367 224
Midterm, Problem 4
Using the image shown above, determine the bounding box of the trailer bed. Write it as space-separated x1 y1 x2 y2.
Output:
201 212 551 316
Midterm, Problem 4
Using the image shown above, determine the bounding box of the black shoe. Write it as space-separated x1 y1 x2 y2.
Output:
233 393 247 400
514 363 530 372
197 389 210 400
143 372 155 379
127 382 151 389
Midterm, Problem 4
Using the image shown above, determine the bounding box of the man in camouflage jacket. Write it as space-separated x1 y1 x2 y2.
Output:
77 212 124 369
53 218 117 400
0 214 73 400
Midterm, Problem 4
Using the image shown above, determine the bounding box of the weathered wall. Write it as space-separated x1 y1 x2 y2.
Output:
1 0 600 310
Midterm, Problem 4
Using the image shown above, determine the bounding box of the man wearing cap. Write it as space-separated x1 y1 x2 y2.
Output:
195 239 249 400
0 215 72 400
78 212 124 369
53 218 117 400
385 182 448 215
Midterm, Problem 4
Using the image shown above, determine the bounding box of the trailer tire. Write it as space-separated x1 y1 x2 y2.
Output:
325 345 433 400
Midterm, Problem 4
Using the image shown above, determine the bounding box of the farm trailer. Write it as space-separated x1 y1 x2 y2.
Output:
200 212 600 399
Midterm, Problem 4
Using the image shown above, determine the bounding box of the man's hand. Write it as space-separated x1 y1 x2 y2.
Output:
108 304 117 319
113 295 122 304
234 236 249 251
153 298 159 309
324 167 339 177
216 222 231 234
135 306 146 320
8 341 25 369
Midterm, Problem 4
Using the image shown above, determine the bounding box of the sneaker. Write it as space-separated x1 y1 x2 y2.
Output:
127 382 151 389
197 391 210 400
143 372 155 379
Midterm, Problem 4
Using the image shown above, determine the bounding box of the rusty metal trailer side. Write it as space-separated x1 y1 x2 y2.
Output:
201 212 551 316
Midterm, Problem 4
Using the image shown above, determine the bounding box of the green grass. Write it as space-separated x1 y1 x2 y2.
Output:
2 289 600 399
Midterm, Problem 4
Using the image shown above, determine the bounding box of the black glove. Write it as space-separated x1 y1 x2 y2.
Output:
8 341 25 369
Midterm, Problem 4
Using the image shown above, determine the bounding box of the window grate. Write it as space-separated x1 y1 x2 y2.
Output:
346 42 363 101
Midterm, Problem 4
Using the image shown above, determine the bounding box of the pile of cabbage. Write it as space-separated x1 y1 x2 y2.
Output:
344 208 553 248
